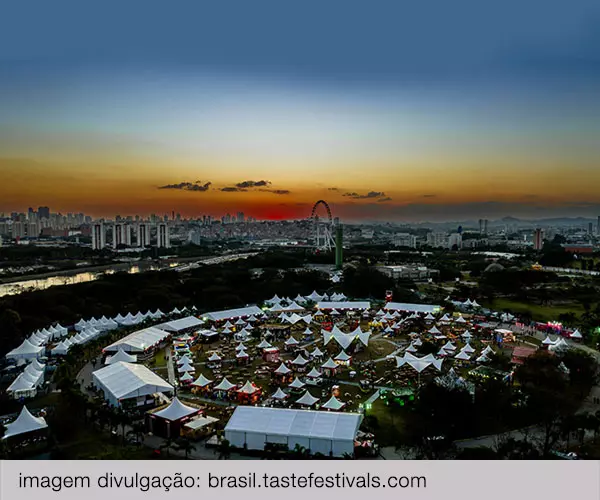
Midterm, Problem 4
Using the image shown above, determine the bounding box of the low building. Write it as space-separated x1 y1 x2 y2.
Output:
376 265 439 281
224 406 363 457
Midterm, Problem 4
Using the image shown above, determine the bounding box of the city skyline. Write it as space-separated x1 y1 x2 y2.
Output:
2 1 600 222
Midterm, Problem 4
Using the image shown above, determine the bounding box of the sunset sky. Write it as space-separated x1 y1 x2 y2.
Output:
1 1 600 222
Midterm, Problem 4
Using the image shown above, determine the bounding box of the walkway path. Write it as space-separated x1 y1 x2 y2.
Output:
165 347 176 385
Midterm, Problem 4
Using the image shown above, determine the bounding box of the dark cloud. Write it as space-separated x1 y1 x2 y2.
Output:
378 197 393 202
343 191 385 199
259 188 291 195
236 180 270 188
328 187 340 191
221 186 247 192
158 181 211 191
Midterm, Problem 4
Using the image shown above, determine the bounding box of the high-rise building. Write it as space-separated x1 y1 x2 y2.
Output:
427 232 448 248
38 206 50 219
392 233 417 248
113 223 132 248
448 232 463 249
27 222 40 238
12 221 26 239
157 223 170 248
136 223 150 247
533 228 545 250
236 212 245 223
188 230 202 246
588 222 594 234
91 223 106 250
597 216 600 236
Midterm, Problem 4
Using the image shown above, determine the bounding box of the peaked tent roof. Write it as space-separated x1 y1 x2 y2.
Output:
271 387 288 400
214 377 236 391
295 390 319 406
153 397 198 421
288 377 306 389
191 373 214 387
321 395 345 411
2 406 48 439
238 380 259 395
106 348 138 365
321 357 338 369
274 363 291 375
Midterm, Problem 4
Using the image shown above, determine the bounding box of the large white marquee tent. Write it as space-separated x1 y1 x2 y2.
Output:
224 406 363 457
92 361 173 407
103 326 170 353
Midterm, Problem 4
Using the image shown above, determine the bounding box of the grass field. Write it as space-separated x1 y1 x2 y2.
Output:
481 298 585 322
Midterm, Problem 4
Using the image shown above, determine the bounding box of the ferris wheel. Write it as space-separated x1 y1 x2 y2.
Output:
310 200 336 251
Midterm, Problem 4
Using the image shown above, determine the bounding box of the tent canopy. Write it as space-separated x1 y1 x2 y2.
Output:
152 397 198 421
2 406 48 440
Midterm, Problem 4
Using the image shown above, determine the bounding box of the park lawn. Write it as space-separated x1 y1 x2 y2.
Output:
482 298 584 322
153 348 167 367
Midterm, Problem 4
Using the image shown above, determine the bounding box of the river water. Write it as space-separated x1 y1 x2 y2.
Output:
0 263 176 298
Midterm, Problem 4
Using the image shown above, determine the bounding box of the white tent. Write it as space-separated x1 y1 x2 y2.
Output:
274 363 291 375
180 372 194 382
191 373 213 388
153 397 198 421
271 388 288 400
52 341 70 356
103 326 170 353
481 346 495 356
306 367 322 379
289 377 306 389
2 406 48 440
321 357 338 370
178 361 195 373
284 336 299 346
291 354 309 366
177 354 192 365
570 329 583 339
105 348 138 365
462 343 475 354
310 347 324 358
5 339 44 361
321 395 345 411
257 339 273 349
296 390 319 407
428 326 441 335
225 406 362 456
455 350 471 361
214 377 236 391
442 341 456 351
238 380 259 395
208 353 222 362
92 361 173 407
334 350 351 362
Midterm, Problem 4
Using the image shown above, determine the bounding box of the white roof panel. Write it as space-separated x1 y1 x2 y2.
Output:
384 302 441 313
225 407 362 442
92 361 173 400
316 301 370 310
103 327 170 353
203 306 263 322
